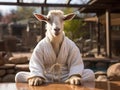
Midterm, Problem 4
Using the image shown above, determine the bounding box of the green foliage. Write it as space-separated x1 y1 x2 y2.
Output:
64 19 83 39
63 8 86 40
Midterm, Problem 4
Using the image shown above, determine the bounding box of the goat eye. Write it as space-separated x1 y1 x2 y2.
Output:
47 18 53 24
47 18 50 21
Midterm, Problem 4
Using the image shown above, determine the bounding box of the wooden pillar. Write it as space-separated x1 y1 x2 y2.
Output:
89 22 92 49
41 7 45 38
96 14 101 55
17 0 19 3
106 10 112 58
0 25 2 40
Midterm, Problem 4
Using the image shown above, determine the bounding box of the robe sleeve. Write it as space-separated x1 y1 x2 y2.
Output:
67 43 84 78
28 42 46 80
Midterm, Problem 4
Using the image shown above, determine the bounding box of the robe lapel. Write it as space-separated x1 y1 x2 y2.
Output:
56 37 68 64
45 37 56 63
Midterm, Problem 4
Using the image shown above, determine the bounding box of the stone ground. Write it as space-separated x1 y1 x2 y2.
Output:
0 52 31 82
0 52 119 82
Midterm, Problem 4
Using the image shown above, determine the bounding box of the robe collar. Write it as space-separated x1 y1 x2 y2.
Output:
45 34 66 63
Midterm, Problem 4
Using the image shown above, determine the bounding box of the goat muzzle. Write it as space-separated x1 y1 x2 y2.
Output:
54 28 60 35
54 28 60 32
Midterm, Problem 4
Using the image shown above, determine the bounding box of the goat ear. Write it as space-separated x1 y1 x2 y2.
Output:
63 13 75 21
34 13 47 22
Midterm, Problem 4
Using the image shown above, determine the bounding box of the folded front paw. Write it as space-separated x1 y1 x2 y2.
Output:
65 76 81 85
28 77 45 86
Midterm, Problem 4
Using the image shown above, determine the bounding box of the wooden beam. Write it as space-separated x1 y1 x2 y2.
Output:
17 0 19 3
95 0 120 4
79 1 120 13
80 7 120 13
0 2 86 7
88 0 97 5
44 0 47 4
67 0 71 5
106 9 112 58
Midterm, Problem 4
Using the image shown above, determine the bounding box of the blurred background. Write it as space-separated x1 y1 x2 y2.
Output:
0 0 120 82
0 0 98 57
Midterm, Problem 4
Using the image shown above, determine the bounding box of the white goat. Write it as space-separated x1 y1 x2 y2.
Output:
15 10 95 86
34 10 74 56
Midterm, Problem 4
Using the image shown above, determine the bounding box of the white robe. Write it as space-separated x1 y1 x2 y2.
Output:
29 36 84 82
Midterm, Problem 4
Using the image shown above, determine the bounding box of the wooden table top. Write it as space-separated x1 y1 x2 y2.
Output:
0 81 120 90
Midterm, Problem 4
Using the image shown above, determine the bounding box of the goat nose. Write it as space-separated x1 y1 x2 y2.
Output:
54 28 60 32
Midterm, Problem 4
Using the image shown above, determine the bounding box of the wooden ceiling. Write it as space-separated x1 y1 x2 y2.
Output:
79 0 120 13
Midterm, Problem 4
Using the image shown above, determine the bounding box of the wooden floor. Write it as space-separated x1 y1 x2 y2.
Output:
0 81 120 90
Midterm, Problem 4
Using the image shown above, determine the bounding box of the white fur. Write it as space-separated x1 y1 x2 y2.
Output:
45 10 65 56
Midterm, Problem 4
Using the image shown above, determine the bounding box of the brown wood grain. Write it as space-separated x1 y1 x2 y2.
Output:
0 81 120 90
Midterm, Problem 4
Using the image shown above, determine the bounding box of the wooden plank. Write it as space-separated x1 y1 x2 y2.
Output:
0 82 120 90
83 57 119 62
